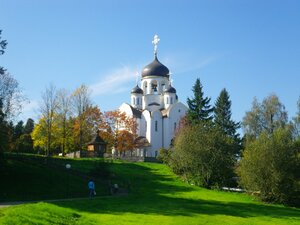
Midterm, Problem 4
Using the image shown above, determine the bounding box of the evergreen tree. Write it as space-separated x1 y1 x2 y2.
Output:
214 88 240 138
24 118 34 134
187 78 213 123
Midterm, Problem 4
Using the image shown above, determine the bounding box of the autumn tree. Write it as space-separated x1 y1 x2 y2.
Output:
187 78 213 124
73 105 103 150
71 84 92 150
101 110 137 156
56 89 72 155
39 84 58 156
32 117 48 154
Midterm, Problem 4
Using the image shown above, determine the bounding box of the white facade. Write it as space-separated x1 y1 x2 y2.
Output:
118 39 188 157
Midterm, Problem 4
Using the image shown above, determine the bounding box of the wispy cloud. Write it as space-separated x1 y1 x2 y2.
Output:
90 66 139 96
174 55 221 75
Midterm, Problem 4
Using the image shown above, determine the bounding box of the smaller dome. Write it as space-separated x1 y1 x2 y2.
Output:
164 85 176 93
131 85 143 94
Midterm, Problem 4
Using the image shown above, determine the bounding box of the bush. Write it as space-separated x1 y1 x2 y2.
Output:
156 148 171 164
239 128 300 206
169 122 236 188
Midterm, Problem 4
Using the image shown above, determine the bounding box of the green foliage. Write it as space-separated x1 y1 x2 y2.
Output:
156 148 171 164
187 78 213 123
24 118 34 134
292 96 300 138
243 95 288 139
15 134 34 153
239 128 299 206
170 122 236 188
0 30 8 75
214 89 240 137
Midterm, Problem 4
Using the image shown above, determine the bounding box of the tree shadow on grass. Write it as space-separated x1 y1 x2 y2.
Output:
52 162 300 219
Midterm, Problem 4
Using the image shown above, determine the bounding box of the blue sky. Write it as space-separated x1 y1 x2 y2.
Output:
1 0 300 128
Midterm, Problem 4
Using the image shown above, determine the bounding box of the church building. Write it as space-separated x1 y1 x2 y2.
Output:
119 35 188 157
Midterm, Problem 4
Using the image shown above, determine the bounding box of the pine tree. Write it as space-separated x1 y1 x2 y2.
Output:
187 78 213 123
214 88 240 138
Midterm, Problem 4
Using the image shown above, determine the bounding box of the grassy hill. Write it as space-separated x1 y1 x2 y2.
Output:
0 154 299 225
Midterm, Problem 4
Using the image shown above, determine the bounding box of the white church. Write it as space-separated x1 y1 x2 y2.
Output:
119 35 188 157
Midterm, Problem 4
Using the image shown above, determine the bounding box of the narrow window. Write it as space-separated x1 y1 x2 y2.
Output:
155 121 158 132
174 122 177 131
137 97 139 105
171 97 173 104
166 97 169 104
133 97 135 105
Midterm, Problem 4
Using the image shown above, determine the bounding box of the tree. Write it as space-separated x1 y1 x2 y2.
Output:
214 89 241 155
242 94 288 139
71 84 92 150
187 78 213 123
15 134 34 153
24 118 35 134
0 30 24 158
13 120 24 141
32 117 48 154
170 122 236 188
0 30 8 75
214 89 240 136
101 110 137 156
73 105 103 150
239 128 299 206
292 96 300 138
39 84 58 156
56 89 72 155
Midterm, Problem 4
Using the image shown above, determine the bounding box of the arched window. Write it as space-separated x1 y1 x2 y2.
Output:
171 97 173 104
152 80 158 94
155 121 158 132
133 97 135 105
137 97 139 105
166 97 169 104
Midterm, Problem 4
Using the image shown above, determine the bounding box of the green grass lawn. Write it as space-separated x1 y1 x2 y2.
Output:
0 154 299 224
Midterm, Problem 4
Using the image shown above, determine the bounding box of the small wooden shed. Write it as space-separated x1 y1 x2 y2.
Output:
87 130 107 157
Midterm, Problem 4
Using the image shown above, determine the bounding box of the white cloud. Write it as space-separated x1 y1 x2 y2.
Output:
90 66 139 96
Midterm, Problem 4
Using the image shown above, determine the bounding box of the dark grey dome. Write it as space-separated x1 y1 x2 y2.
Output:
131 85 143 94
165 85 176 93
142 56 169 77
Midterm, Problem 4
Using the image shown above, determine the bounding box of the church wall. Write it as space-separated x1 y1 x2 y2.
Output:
148 110 163 157
164 103 188 149
143 94 163 111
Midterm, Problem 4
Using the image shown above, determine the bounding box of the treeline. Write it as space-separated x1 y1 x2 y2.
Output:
0 30 137 158
31 84 137 156
160 78 300 207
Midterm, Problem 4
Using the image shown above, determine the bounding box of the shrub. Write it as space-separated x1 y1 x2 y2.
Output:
156 148 171 164
169 122 236 188
239 128 299 206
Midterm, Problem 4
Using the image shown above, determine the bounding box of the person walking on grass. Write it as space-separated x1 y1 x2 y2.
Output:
88 179 95 198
